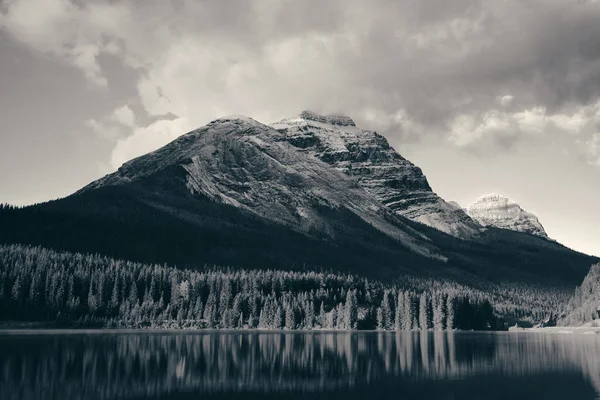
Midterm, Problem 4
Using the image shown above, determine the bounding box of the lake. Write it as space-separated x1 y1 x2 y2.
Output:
0 330 599 399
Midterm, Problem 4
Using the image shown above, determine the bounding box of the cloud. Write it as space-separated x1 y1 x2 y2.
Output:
450 103 600 151
586 133 600 167
110 117 192 169
498 95 514 107
85 118 121 141
110 105 136 127
0 0 129 86
3 0 600 165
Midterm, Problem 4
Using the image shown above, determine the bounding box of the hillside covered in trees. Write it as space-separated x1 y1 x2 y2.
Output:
560 264 600 326
0 244 507 330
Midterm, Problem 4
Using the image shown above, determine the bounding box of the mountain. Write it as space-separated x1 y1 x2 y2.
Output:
466 194 548 238
81 115 442 260
271 111 481 239
0 113 596 289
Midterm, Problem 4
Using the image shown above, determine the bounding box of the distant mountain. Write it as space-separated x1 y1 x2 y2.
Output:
466 194 548 238
0 113 596 289
271 111 480 239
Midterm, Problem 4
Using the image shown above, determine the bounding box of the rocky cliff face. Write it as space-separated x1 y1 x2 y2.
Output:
271 111 481 239
466 194 548 238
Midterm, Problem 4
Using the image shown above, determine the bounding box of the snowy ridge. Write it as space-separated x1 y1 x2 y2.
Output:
466 194 548 238
299 111 356 126
271 111 481 239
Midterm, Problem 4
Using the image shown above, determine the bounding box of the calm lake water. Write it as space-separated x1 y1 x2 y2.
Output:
0 330 599 400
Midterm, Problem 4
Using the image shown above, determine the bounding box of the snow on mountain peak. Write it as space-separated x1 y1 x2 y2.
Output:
466 194 548 238
298 111 356 127
209 115 261 126
478 193 507 202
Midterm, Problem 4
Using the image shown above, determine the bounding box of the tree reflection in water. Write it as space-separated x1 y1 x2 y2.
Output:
0 331 599 400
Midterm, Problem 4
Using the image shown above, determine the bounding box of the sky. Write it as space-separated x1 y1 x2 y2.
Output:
0 0 599 257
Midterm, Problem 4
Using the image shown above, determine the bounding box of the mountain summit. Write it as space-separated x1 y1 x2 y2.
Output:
271 111 481 239
466 193 548 238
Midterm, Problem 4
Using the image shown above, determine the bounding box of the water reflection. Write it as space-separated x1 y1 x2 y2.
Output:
0 331 599 399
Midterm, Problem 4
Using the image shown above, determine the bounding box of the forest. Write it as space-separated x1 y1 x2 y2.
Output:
0 244 502 330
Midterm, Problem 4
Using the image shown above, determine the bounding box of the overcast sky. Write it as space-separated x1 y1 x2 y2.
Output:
1 0 599 256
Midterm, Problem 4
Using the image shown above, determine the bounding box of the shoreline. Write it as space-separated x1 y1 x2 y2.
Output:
508 325 600 335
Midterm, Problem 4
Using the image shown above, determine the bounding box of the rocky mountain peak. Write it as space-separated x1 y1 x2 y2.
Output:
298 111 356 127
271 112 481 239
466 193 548 238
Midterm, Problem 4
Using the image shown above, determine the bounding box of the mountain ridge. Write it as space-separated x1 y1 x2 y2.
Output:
0 112 597 289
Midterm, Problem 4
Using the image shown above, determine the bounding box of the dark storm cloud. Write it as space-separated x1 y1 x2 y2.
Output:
2 0 600 151
333 0 600 125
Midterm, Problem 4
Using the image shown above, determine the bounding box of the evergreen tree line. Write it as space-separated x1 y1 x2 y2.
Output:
0 245 500 330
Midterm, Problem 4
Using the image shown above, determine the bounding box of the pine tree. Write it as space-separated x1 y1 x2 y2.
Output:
419 293 429 331
274 305 284 329
285 303 295 329
327 307 337 329
219 280 233 316
394 291 404 330
376 307 384 330
232 293 243 323
28 271 43 306
432 292 444 331
335 303 345 329
381 290 392 330
129 281 139 306
248 295 259 328
318 302 326 328
402 292 413 330
258 307 267 328
193 297 204 321
87 277 98 313
11 274 22 303
110 278 120 311
345 290 358 330
446 295 455 330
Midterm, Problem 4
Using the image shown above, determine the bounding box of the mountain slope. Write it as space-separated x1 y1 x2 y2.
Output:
271 111 481 239
466 194 548 238
560 264 600 326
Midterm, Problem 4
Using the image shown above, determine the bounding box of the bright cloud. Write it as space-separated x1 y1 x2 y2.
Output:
450 103 600 155
498 95 515 107
110 105 136 127
110 117 192 169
